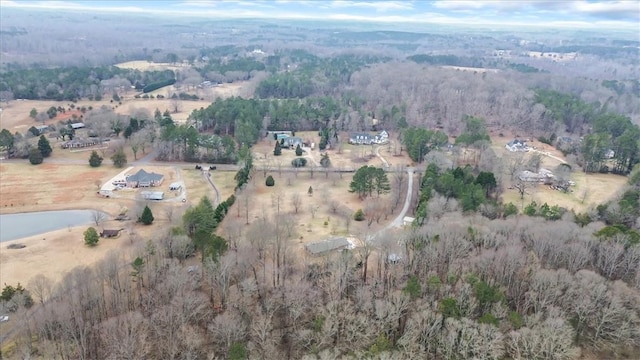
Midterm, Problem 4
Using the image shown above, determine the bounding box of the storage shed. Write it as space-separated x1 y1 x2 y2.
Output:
141 191 164 200
305 237 350 255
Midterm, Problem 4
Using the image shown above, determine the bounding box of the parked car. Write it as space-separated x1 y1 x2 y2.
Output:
0 315 9 322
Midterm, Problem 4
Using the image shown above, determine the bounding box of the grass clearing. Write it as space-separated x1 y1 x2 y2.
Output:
0 162 121 214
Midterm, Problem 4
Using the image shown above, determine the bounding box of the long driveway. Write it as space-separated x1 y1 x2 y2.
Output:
386 167 415 229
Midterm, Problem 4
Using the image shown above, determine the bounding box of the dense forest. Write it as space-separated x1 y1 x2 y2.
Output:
1 7 640 360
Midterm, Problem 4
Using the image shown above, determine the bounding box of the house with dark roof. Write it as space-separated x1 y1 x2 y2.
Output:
100 229 121 238
126 169 164 188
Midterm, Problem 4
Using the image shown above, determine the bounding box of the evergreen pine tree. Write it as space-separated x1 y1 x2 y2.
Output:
88 150 103 167
37 135 52 157
139 205 154 225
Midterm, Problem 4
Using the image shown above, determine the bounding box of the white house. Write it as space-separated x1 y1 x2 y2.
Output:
374 130 389 144
349 133 374 145
505 139 528 152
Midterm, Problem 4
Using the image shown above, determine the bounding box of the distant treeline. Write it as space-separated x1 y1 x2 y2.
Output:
407 54 485 68
0 66 175 101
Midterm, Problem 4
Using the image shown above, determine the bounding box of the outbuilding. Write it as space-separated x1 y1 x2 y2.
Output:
305 237 350 256
100 229 121 238
141 191 164 200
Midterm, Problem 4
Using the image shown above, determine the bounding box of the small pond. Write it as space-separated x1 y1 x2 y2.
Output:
0 210 105 242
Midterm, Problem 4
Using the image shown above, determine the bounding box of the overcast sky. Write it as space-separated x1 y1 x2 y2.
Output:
2 0 639 29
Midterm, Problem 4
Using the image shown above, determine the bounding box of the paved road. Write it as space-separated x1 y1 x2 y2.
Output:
386 167 415 229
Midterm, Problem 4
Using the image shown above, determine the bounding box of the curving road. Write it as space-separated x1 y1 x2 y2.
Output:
201 169 221 206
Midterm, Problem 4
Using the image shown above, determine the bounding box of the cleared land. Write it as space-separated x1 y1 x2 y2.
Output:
114 60 188 72
0 222 162 286
0 81 249 133
490 133 627 212
0 161 229 286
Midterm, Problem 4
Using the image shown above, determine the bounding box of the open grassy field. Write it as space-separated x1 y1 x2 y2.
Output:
180 166 237 206
501 171 628 213
0 162 121 214
114 60 188 72
218 165 393 250
0 216 171 286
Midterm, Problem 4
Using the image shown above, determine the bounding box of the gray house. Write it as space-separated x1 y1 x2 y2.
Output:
127 169 164 188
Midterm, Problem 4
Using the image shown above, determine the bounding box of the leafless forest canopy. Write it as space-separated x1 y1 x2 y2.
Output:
1 8 640 360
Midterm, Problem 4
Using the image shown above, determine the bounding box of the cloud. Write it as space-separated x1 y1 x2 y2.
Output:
1 0 637 29
328 1 414 12
572 1 640 20
433 0 640 21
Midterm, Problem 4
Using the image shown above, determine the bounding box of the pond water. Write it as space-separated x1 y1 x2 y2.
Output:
0 210 105 242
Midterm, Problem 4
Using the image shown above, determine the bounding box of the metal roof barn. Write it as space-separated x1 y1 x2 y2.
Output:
305 237 350 255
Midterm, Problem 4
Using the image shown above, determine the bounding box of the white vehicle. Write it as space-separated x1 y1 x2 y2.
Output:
0 315 9 322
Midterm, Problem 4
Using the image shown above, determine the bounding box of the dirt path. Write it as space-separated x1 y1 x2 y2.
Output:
302 146 320 166
201 169 221 206
530 149 567 165
375 145 390 168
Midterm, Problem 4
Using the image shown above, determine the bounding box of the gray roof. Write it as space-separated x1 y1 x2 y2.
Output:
284 136 303 143
305 237 350 255
128 169 164 183
141 191 164 200
70 122 85 129
350 132 373 138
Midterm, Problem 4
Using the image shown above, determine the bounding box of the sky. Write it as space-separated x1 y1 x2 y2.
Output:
2 0 640 29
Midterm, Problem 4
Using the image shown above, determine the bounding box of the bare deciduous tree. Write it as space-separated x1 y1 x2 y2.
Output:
291 193 302 214
92 210 107 227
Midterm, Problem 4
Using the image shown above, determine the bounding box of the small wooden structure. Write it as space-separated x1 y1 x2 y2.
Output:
100 229 121 238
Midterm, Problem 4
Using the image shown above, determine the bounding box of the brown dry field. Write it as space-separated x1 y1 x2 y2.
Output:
218 168 393 246
0 219 171 286
0 161 227 286
0 162 121 214
217 131 407 251
114 60 188 72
